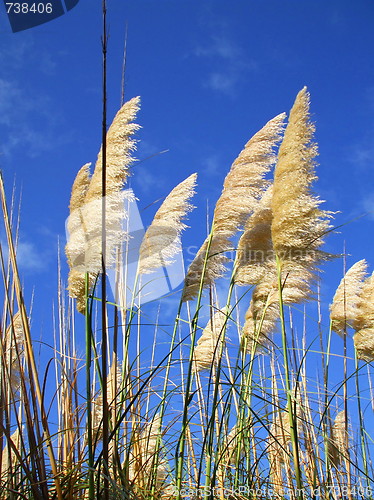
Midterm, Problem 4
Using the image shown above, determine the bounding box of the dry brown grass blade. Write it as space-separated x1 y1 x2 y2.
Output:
0 173 63 499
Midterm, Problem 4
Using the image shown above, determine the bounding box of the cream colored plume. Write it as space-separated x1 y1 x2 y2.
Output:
271 87 332 272
239 89 333 353
66 97 140 313
353 328 374 362
328 263 374 361
223 424 245 466
353 270 374 361
85 97 141 201
193 309 227 371
182 234 230 302
330 260 367 335
130 414 174 498
65 163 92 286
267 410 303 497
214 112 286 235
243 299 278 354
238 174 315 352
182 113 286 301
5 312 25 391
235 185 274 286
353 271 374 331
328 411 349 468
138 173 197 274
1 428 21 476
268 411 291 464
242 259 314 352
92 363 123 439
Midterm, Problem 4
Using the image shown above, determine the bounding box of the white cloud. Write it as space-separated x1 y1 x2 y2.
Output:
195 35 241 61
194 35 257 95
206 73 239 94
362 194 374 221
0 37 67 158
0 75 71 158
16 241 46 272
201 154 222 176
349 126 374 171
0 237 50 273
132 165 166 194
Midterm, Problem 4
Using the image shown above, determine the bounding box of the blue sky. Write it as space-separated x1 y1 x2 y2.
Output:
0 0 374 344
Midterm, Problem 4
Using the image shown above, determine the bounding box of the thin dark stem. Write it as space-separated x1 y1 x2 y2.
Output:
101 0 109 497
121 22 128 106
85 273 94 500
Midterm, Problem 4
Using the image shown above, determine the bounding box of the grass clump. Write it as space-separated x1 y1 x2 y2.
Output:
0 83 373 500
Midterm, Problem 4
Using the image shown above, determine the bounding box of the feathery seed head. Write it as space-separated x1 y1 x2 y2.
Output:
5 312 25 391
193 309 227 371
243 298 278 353
267 411 292 466
353 328 374 362
330 259 367 335
85 96 141 202
353 271 374 331
272 87 332 258
235 185 274 286
66 97 140 312
138 173 197 274
68 163 92 213
181 234 231 302
351 270 374 360
328 411 349 468
65 163 92 269
183 113 286 301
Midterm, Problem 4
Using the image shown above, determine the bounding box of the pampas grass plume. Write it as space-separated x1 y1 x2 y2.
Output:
182 113 286 301
85 96 141 202
193 309 227 371
328 411 349 468
271 87 332 263
5 311 25 391
353 271 374 361
138 173 197 274
235 185 273 286
330 259 367 335
66 98 140 312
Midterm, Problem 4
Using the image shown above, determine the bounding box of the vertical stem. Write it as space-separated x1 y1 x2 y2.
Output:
342 245 351 498
323 320 333 493
175 229 215 499
354 353 371 497
85 274 94 499
276 255 303 499
101 0 109 496
204 281 234 499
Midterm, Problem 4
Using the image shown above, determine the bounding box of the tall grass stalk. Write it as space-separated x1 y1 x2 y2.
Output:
276 255 303 499
100 2 109 497
85 273 94 499
175 228 216 500
0 173 63 499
